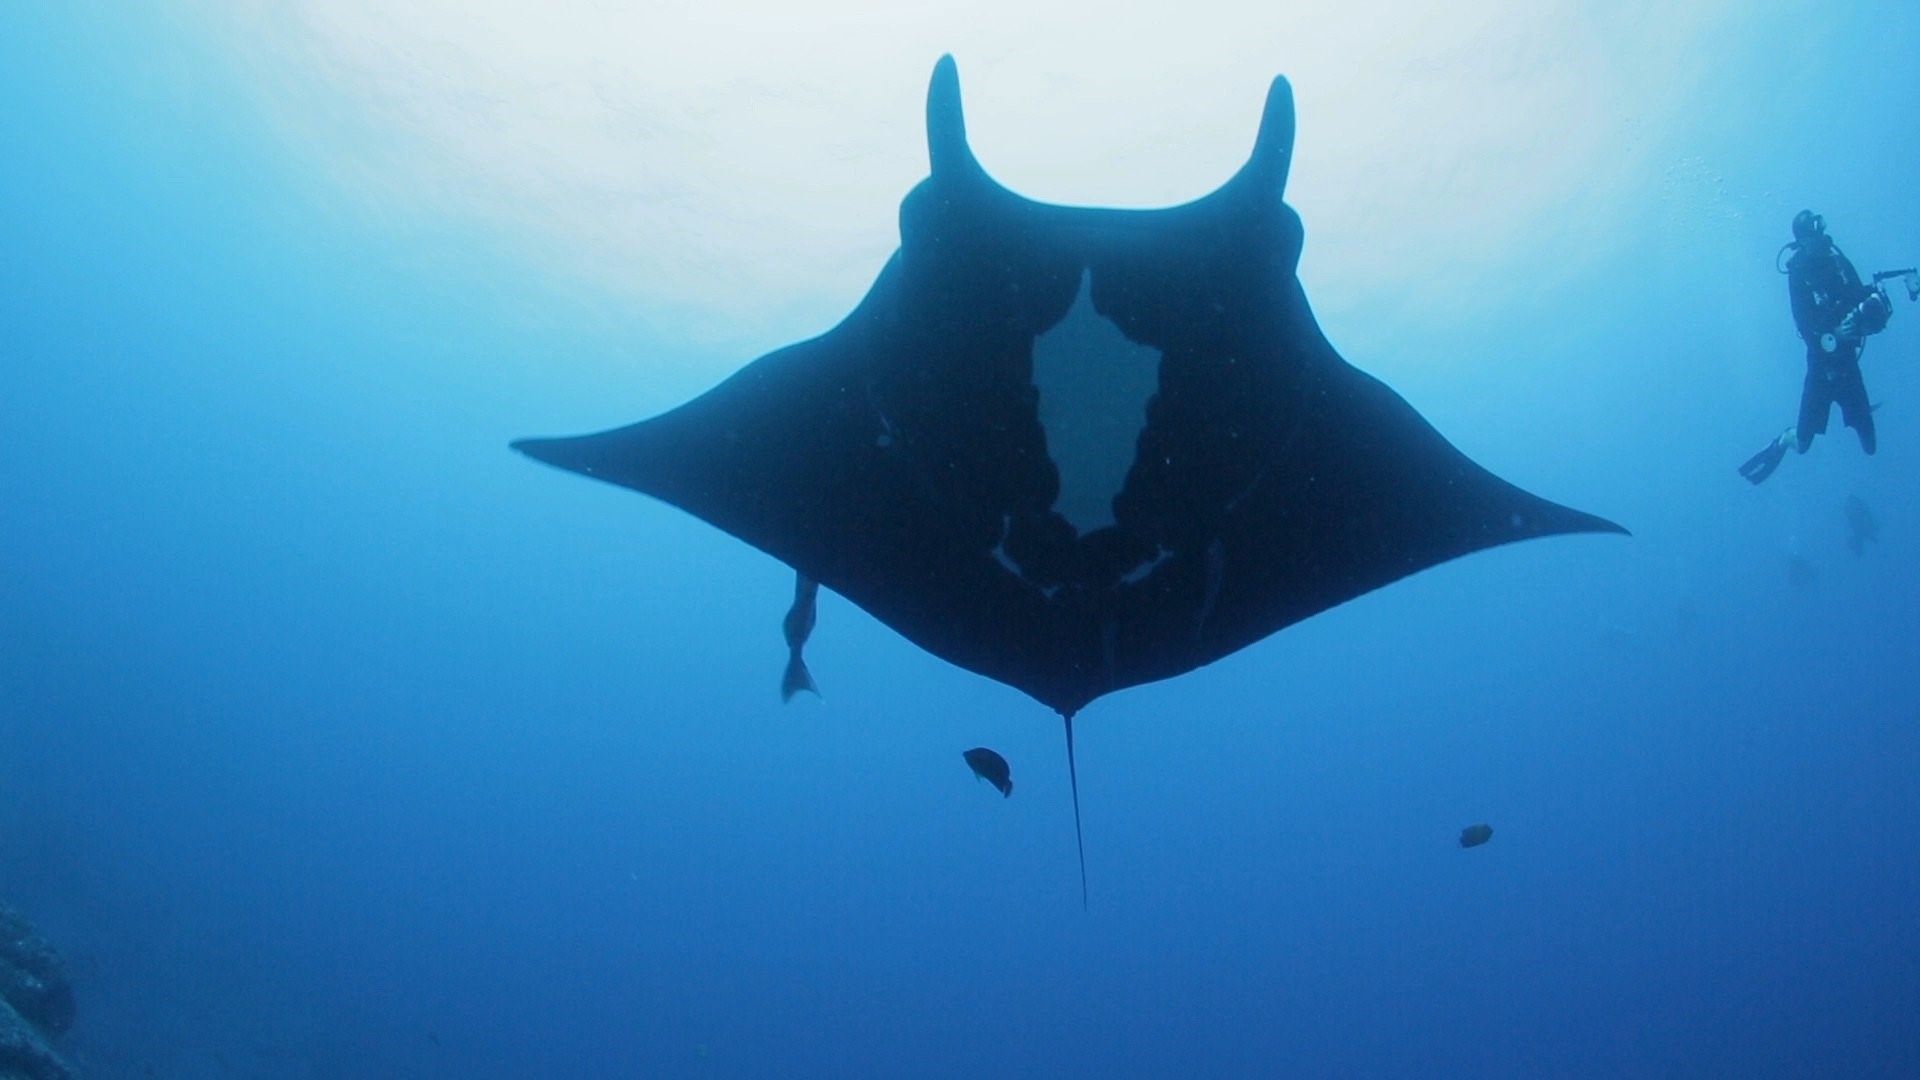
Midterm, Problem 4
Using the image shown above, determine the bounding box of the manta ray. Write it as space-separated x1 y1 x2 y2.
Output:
515 57 1624 902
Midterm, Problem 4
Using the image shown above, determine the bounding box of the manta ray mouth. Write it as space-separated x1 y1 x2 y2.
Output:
1030 268 1161 540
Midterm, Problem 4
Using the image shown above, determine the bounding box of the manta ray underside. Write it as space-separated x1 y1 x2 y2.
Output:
514 57 1624 899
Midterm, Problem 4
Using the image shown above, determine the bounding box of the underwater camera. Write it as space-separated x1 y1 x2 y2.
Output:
1838 291 1892 341
1817 271 1916 352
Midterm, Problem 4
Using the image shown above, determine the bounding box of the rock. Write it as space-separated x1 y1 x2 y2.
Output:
0 996 75 1080
0 906 74 1080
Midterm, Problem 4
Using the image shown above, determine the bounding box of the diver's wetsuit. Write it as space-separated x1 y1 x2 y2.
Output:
1789 236 1876 453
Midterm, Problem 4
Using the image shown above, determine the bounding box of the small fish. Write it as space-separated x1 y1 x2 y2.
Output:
1459 823 1493 848
1787 552 1817 588
963 747 1013 797
1845 495 1878 556
780 572 820 702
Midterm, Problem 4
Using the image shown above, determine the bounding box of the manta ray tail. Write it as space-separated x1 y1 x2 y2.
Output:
1063 711 1088 910
780 652 818 702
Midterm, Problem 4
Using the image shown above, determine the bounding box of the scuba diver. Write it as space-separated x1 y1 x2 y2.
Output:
1740 211 1917 485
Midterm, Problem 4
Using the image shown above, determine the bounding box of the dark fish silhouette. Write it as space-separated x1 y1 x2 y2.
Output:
781 572 820 701
1788 551 1817 587
963 747 1013 797
1844 495 1877 556
1459 823 1493 848
515 57 1623 906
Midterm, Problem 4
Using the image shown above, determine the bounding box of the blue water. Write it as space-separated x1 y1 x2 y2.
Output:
3 6 1917 1077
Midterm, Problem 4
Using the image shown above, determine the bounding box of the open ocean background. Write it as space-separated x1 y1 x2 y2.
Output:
2 3 1916 1076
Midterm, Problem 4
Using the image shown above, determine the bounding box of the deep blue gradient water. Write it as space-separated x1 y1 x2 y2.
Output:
3 5 1917 1077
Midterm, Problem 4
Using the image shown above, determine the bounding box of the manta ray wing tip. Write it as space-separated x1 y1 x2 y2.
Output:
511 434 599 475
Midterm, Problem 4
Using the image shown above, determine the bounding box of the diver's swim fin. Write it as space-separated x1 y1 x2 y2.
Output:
1739 427 1794 485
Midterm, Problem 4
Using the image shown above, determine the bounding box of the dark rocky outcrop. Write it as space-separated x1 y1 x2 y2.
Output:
0 905 74 1080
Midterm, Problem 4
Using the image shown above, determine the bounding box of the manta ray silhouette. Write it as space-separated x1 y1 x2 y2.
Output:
515 56 1625 904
